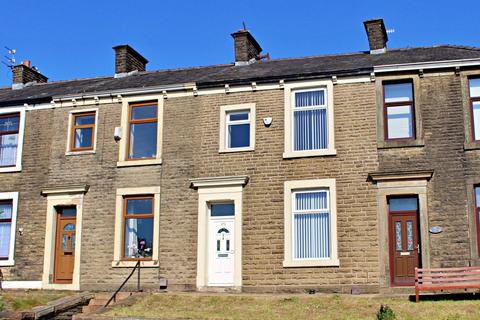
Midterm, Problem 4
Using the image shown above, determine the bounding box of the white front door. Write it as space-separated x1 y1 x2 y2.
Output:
208 218 235 286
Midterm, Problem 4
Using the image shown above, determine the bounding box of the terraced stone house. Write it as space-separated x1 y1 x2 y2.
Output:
0 19 480 293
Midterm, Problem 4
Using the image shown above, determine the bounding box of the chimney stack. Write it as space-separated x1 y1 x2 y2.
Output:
12 60 48 89
363 19 388 54
231 29 263 65
113 44 148 76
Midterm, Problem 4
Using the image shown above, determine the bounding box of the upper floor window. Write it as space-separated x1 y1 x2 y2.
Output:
283 81 336 158
383 82 415 140
292 89 328 151
0 113 20 167
70 112 96 152
469 78 480 141
219 103 255 153
128 103 158 160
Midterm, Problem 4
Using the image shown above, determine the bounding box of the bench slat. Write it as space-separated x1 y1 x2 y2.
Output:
417 267 480 272
418 271 480 278
418 283 480 290
417 277 480 283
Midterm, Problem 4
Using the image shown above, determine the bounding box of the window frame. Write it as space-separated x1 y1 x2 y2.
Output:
113 186 160 267
283 80 336 158
219 103 256 153
127 102 158 161
121 195 155 261
283 179 339 267
382 80 416 141
0 192 19 266
117 97 163 167
66 108 98 155
469 77 480 142
474 186 480 257
0 110 24 172
69 111 96 152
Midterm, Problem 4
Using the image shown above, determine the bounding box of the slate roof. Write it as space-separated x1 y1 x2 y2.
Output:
1 45 480 106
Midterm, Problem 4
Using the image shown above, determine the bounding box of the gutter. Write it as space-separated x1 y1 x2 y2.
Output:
374 57 480 73
53 82 196 102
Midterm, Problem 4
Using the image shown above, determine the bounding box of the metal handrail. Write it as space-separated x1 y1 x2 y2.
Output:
104 260 141 308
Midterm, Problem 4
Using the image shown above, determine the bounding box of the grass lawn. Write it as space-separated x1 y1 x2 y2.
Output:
106 293 480 320
0 290 72 312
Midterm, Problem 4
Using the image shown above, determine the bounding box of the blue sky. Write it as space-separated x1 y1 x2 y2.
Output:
1 0 479 86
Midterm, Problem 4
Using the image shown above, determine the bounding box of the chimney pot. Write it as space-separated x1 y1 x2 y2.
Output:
23 60 31 68
113 44 148 75
363 18 388 54
231 29 263 65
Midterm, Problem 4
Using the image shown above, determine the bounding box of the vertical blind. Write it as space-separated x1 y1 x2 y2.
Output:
293 191 330 259
0 202 12 259
294 90 328 151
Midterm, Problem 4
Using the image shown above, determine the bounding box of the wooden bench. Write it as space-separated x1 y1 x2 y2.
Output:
415 266 480 302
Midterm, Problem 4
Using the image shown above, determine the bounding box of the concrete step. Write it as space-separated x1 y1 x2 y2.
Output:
93 291 133 301
81 304 103 315
88 299 108 306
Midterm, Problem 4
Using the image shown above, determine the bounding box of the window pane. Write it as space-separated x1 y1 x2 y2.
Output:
129 122 157 159
473 102 480 140
58 207 76 217
0 202 12 219
295 191 328 211
387 105 413 139
0 222 11 258
211 203 234 216
475 187 480 207
470 79 480 98
294 212 330 259
75 115 95 125
0 134 18 166
0 115 19 133
229 112 249 121
294 108 327 150
389 197 418 211
228 124 250 148
384 83 413 103
131 105 157 120
74 128 93 148
124 217 153 258
295 90 325 107
126 198 153 215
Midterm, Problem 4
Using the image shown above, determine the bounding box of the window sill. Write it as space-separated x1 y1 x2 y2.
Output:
0 166 21 173
464 142 480 151
0 259 14 267
65 150 96 156
111 260 158 268
219 147 254 153
283 259 340 268
117 158 162 167
377 139 424 149
283 149 337 159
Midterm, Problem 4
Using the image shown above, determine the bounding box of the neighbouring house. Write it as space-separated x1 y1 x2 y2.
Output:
0 18 479 293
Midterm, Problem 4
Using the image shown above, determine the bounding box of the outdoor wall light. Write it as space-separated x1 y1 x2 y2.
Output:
263 117 272 127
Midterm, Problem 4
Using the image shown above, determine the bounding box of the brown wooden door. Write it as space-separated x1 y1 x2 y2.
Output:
388 198 421 286
54 207 76 284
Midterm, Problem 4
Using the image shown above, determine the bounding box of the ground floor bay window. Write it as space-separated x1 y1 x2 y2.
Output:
113 187 160 267
283 179 339 267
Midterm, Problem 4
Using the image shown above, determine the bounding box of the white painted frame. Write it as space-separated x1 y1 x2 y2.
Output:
117 95 164 167
0 192 19 266
219 103 256 153
42 190 85 290
283 179 339 267
112 186 161 267
0 107 26 173
65 108 99 156
283 80 336 158
191 176 247 290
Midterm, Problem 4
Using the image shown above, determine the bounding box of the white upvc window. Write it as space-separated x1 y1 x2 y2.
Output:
283 80 336 158
0 192 19 266
284 179 339 267
0 108 25 173
219 103 255 153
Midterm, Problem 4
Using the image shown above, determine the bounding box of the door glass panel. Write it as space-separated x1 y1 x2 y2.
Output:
407 221 414 251
62 235 68 252
211 203 234 217
63 223 75 231
71 234 75 251
226 239 230 251
395 222 402 251
389 197 418 211
217 240 220 251
59 207 76 217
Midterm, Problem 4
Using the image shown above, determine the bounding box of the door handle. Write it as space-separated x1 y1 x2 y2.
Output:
416 244 420 253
